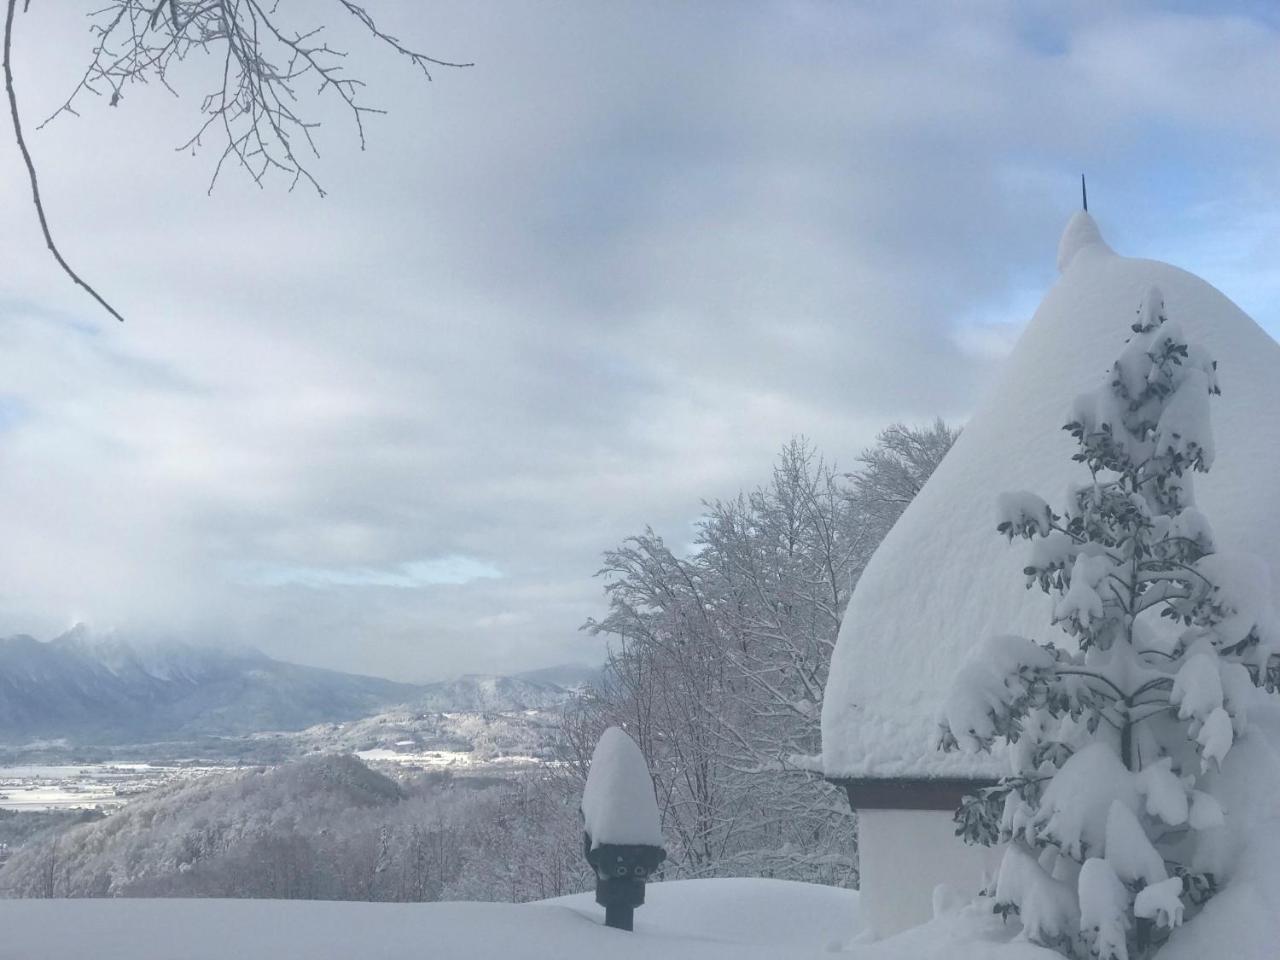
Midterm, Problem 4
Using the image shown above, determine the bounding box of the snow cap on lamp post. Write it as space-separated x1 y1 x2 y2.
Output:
581 726 665 932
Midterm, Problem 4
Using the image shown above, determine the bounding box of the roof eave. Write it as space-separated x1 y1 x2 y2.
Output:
826 775 996 811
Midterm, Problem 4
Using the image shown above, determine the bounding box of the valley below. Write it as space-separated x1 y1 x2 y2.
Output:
0 711 558 815
0 629 593 815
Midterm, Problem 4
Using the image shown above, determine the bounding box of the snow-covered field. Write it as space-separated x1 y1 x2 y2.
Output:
353 747 545 771
0 763 223 812
0 703 562 813
0 879 1055 960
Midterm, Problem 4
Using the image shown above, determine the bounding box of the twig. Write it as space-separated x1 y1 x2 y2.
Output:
4 0 125 322
42 1 471 196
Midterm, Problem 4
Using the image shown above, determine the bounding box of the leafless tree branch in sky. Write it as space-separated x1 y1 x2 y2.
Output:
4 0 470 322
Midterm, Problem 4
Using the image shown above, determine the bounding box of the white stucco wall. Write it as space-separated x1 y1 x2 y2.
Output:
857 808 1002 938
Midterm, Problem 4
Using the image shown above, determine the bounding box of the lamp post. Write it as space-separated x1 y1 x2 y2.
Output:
580 726 666 932
583 838 665 931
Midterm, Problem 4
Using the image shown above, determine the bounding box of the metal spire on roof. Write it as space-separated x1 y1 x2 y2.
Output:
1082 174 1088 212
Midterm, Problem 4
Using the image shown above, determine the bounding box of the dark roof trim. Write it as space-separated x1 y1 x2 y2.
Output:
827 776 996 811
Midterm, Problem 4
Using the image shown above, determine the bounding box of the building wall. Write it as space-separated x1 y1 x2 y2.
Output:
857 808 1002 938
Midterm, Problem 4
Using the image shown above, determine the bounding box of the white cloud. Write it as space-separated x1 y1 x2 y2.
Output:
253 556 503 590
1 1 1279 678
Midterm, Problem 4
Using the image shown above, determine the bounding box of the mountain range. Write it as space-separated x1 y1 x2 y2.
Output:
0 626 596 745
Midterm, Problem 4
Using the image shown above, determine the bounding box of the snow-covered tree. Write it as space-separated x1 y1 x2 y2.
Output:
443 773 592 903
940 286 1277 959
0 755 593 904
573 429 955 884
849 419 959 545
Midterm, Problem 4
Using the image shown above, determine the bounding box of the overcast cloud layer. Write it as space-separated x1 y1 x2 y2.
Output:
2 1 1280 680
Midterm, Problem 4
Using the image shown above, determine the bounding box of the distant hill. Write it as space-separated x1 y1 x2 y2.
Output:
414 673 581 713
512 663 602 692
0 626 422 744
0 628 590 746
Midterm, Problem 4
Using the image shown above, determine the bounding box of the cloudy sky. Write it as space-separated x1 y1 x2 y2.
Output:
2 1 1280 681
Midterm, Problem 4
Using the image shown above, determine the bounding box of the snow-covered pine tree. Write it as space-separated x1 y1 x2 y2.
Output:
938 285 1277 960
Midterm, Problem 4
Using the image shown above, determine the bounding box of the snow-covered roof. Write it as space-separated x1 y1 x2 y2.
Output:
581 726 664 848
822 212 1280 780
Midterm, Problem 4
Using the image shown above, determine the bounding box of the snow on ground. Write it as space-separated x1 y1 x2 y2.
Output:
548 878 858 946
0 878 1058 960
353 747 544 770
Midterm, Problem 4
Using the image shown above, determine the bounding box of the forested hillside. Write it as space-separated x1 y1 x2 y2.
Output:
0 754 590 903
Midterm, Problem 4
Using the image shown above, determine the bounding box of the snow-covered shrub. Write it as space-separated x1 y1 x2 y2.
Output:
940 286 1278 960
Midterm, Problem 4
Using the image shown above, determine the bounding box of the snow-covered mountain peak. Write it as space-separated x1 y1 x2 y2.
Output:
415 674 576 713
0 631 422 743
1056 210 1112 273
50 622 109 650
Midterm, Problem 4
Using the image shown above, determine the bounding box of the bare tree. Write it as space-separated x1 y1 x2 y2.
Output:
443 773 592 903
696 439 867 882
572 428 958 885
850 419 958 543
578 530 732 875
3 0 469 321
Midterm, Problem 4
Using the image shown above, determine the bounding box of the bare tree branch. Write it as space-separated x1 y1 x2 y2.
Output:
8 1 470 322
41 0 471 197
5 0 125 321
